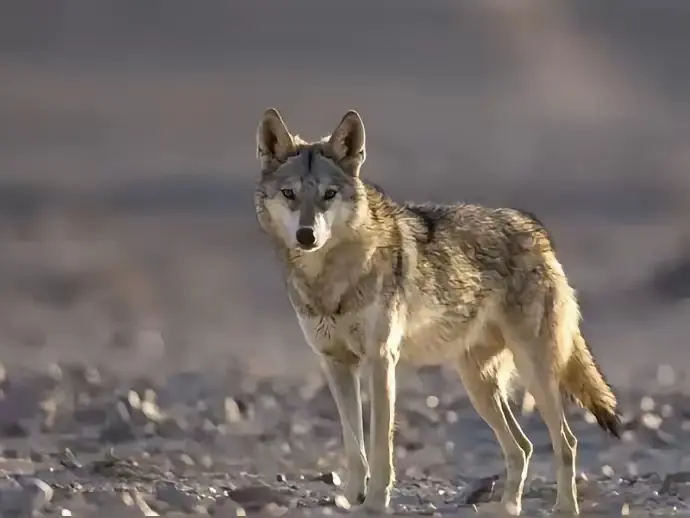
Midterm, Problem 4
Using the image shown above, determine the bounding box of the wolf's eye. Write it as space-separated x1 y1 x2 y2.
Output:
323 188 337 201
281 188 296 200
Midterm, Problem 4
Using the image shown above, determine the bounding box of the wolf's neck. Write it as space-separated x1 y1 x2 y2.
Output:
286 231 378 283
289 249 330 280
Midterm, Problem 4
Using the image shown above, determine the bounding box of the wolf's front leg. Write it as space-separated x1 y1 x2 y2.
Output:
321 357 370 505
362 351 398 512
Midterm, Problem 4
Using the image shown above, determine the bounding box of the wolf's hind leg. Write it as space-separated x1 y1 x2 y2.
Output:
512 347 579 515
457 348 532 516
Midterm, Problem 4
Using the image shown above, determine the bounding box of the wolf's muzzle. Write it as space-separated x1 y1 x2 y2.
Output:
296 227 317 249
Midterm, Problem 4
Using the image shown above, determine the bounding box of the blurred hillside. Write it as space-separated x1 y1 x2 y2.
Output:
0 0 689 388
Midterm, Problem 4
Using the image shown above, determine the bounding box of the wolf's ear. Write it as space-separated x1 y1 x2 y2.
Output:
256 108 296 169
328 110 366 177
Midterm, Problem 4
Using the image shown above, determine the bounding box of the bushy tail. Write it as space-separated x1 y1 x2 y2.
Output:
561 332 621 438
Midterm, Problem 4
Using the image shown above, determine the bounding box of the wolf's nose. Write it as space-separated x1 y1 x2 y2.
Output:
296 227 316 248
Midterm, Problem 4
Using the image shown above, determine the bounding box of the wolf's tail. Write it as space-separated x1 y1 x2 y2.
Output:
561 332 621 438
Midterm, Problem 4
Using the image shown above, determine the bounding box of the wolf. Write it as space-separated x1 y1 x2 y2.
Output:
253 108 621 515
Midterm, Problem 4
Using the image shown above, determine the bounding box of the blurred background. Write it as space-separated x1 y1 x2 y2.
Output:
1 0 690 389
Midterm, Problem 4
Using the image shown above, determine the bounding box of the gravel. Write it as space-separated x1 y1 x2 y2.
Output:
0 361 690 516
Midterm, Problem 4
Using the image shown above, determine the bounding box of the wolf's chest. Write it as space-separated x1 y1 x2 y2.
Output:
294 310 374 361
288 280 351 316
288 270 381 317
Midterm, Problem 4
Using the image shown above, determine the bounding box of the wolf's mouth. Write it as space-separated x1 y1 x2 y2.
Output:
296 242 318 252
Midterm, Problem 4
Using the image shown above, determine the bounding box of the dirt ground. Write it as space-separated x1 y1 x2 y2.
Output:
1 1 690 516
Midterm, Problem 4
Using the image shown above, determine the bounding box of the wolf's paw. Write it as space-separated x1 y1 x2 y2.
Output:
346 489 390 514
476 501 521 516
342 475 368 507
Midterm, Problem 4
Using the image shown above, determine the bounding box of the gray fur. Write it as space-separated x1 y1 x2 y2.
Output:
253 108 620 515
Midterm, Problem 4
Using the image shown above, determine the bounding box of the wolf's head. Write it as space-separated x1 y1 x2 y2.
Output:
254 108 368 253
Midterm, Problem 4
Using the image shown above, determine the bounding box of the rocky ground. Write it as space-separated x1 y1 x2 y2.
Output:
1 361 690 517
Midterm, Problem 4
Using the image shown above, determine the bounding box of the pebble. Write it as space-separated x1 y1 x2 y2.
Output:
333 494 351 510
602 465 616 478
445 410 458 424
584 410 598 424
318 471 341 487
224 398 244 424
464 475 498 505
521 392 536 415
58 448 81 470
425 395 439 409
641 396 656 412
657 365 676 387
641 412 663 430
